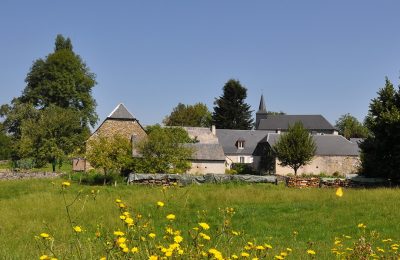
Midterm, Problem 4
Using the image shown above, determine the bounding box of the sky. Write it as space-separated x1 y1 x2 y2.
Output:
1 1 400 128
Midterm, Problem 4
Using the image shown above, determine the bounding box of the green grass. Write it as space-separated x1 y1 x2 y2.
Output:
0 179 399 259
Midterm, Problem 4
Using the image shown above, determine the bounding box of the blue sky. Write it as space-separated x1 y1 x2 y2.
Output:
1 1 400 127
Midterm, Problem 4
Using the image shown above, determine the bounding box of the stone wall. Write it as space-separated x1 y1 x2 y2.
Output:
89 118 147 141
0 171 58 180
275 155 360 176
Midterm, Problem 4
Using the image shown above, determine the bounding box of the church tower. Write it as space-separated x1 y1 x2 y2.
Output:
255 94 268 129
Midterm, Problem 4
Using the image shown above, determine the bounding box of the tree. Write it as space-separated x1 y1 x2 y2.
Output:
0 122 11 160
212 79 253 129
163 102 212 127
273 122 316 175
360 78 400 179
86 134 133 184
19 34 98 127
18 106 87 171
335 113 368 139
135 125 193 174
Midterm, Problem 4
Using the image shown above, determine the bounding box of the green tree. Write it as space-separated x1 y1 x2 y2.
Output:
18 106 87 171
135 125 193 174
0 122 12 160
163 102 212 127
19 34 97 127
335 113 368 139
86 134 133 184
212 79 254 129
273 122 316 175
360 78 400 179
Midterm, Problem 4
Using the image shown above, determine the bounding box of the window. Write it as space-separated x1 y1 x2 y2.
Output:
239 156 245 163
237 140 245 149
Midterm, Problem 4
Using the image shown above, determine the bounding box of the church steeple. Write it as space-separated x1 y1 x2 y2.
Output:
258 94 266 112
255 94 268 129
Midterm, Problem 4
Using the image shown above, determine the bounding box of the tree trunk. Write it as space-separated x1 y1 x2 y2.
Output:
52 158 56 172
103 168 107 185
294 167 298 176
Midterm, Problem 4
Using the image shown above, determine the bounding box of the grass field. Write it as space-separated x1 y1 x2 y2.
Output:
0 178 399 259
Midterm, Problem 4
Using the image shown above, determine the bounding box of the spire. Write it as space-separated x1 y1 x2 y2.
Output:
258 94 266 112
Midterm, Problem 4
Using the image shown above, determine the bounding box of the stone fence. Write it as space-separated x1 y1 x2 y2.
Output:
0 171 59 180
285 176 391 188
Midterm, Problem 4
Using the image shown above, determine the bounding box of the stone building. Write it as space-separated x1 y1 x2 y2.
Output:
88 103 147 142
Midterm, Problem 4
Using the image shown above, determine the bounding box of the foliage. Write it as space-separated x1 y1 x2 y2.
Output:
86 134 133 182
69 171 125 185
231 163 257 175
267 111 286 115
360 78 400 179
212 79 254 130
335 113 368 139
20 34 98 128
0 122 11 160
0 35 97 165
16 105 86 171
163 102 212 127
134 125 193 174
273 122 316 175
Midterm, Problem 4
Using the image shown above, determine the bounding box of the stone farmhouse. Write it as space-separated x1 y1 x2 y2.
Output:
87 99 360 176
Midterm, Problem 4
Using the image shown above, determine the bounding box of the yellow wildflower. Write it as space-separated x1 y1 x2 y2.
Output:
166 227 174 234
174 235 183 243
73 226 82 233
131 247 139 253
117 237 126 244
286 248 292 252
118 203 126 208
149 233 156 239
264 243 273 249
198 222 210 230
335 187 343 197
114 231 125 236
100 257 106 260
115 199 121 203
122 247 129 253
62 181 70 187
307 249 316 255
166 214 175 220
280 252 288 256
122 211 130 216
231 254 238 259
149 256 158 260
357 223 366 229
377 247 384 253
232 230 239 236
40 255 50 260
40 233 50 238
241 252 250 257
199 232 210 240
256 245 265 250
157 201 165 207
124 218 134 225
178 249 184 255
275 256 284 260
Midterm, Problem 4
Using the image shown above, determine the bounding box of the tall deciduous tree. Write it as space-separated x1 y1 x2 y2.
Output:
20 34 98 127
273 122 316 175
335 113 368 139
135 125 193 174
0 122 11 160
212 79 253 129
360 78 400 179
163 102 212 127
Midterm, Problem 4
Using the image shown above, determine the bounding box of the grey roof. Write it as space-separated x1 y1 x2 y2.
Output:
257 115 335 131
183 127 219 144
107 103 135 120
266 133 359 156
185 143 226 161
216 129 270 155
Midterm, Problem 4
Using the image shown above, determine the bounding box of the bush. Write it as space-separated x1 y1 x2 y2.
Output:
231 163 257 175
67 171 126 185
11 158 35 171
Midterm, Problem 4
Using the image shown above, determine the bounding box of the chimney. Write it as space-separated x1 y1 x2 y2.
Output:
211 125 216 135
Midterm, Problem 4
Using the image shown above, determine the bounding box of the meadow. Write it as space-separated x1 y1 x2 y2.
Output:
0 178 399 259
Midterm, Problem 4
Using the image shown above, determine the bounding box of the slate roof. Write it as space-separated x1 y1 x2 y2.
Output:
107 103 135 120
215 129 271 155
185 143 226 161
183 127 219 144
257 115 335 131
265 133 359 156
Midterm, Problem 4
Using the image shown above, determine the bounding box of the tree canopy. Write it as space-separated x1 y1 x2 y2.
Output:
335 113 368 139
134 125 193 174
0 34 97 166
212 79 253 129
163 102 212 127
360 78 400 179
273 122 316 175
20 34 98 127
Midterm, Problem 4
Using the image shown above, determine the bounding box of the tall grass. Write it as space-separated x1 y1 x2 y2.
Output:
0 179 399 259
